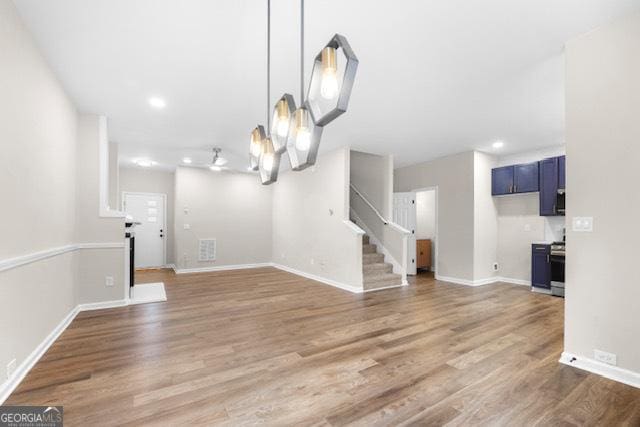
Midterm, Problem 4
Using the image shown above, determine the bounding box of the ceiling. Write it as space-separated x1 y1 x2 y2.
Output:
14 0 640 171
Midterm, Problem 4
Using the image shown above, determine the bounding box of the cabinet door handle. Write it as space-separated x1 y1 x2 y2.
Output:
514 184 517 193
553 204 556 214
547 255 550 263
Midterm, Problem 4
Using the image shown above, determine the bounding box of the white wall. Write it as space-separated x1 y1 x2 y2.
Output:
74 114 125 304
350 150 393 217
473 152 499 281
395 151 476 281
273 148 363 291
0 0 79 388
174 167 272 270
119 167 176 265
0 1 126 400
564 13 640 376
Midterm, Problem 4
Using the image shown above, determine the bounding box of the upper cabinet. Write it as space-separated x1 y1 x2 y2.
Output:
514 162 539 193
539 157 559 215
491 162 539 196
491 166 514 195
558 155 566 189
492 155 565 216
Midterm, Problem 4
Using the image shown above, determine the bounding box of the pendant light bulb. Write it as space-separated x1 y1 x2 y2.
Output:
275 99 290 137
294 108 311 151
262 138 274 172
320 47 339 99
250 128 262 157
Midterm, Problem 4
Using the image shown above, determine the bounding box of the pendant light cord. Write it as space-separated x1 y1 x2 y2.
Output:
300 0 304 102
267 0 271 129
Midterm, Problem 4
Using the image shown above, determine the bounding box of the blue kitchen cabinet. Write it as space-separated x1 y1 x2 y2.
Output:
492 166 514 195
558 155 566 189
514 162 539 193
539 157 559 216
531 244 551 289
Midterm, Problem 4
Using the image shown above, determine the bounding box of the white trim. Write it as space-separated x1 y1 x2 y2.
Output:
435 274 532 287
0 305 78 404
0 297 130 404
363 283 406 293
122 191 168 267
560 352 640 389
342 219 365 235
76 242 125 250
497 277 530 286
78 299 129 311
272 264 362 294
0 243 124 273
173 262 274 274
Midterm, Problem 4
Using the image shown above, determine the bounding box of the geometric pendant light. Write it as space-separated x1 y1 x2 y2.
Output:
249 0 358 183
249 125 266 171
306 34 359 127
270 93 296 153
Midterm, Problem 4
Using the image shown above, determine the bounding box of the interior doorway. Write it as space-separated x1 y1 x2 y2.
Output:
414 188 437 276
393 187 438 276
122 192 166 269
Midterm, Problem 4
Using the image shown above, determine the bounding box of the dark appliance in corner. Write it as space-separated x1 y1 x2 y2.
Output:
125 221 139 288
550 241 565 297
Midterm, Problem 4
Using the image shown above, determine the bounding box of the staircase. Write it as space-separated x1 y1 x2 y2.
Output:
362 234 403 291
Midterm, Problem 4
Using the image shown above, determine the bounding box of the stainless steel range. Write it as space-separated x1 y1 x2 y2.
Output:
550 241 565 297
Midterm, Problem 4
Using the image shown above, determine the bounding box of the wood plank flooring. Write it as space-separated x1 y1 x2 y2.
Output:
6 268 640 425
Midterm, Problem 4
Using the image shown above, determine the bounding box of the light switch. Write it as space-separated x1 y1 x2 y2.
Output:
183 207 189 214
183 223 191 230
572 217 593 232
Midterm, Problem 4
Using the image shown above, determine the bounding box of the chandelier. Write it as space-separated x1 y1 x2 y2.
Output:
249 0 358 184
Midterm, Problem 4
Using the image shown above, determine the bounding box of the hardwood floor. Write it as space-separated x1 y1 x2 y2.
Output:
6 268 640 425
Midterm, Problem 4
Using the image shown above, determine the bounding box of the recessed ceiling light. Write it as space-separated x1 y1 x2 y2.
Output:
492 141 504 149
209 165 222 172
148 97 166 109
134 158 156 167
182 157 192 164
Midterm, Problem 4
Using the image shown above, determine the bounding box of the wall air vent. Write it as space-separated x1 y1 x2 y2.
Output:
198 239 216 262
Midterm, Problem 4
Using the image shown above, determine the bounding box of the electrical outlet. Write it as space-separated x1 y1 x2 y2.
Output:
493 262 499 271
105 276 114 287
183 223 191 230
310 258 315 265
594 349 617 366
6 358 16 380
524 224 532 232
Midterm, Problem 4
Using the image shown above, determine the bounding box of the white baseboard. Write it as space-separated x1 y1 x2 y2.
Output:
560 352 640 389
78 299 129 311
272 264 362 294
0 298 131 404
173 262 273 274
497 277 530 286
435 274 531 287
363 283 407 293
0 305 79 404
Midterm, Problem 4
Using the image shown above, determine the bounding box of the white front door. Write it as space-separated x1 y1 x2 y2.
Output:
393 192 417 275
123 193 165 268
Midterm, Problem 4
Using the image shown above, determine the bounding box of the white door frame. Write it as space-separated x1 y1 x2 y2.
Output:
122 191 167 267
411 186 438 274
